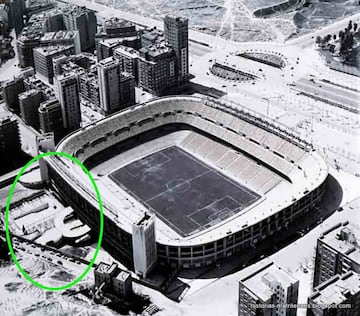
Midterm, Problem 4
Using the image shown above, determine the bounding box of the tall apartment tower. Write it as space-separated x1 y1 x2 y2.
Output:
18 89 44 129
8 0 24 35
44 12 65 32
239 260 299 316
36 133 56 181
79 72 100 108
114 45 139 83
132 213 157 278
0 116 22 174
0 236 9 260
98 56 135 115
2 76 25 113
137 44 177 96
164 15 189 84
55 73 81 132
313 222 360 287
0 116 21 155
63 7 97 51
33 45 75 84
38 99 65 143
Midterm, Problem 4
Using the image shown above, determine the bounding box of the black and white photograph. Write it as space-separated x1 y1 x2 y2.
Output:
0 0 359 315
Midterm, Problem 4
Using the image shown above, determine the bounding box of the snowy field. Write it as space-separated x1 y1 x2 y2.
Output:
108 0 360 42
0 255 99 316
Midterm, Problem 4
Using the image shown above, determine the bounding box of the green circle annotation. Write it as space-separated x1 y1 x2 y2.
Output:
5 151 104 291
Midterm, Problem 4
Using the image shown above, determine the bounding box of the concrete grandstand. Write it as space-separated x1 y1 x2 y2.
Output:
45 95 328 269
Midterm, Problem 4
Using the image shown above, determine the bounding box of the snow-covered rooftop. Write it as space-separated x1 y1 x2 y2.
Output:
310 271 360 306
319 222 360 265
240 259 298 302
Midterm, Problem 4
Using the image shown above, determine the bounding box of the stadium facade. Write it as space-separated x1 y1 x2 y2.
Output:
45 96 328 270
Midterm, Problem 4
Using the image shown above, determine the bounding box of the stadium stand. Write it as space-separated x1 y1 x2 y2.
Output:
46 96 328 269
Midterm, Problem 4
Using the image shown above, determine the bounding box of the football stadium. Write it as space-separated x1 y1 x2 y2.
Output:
45 96 328 270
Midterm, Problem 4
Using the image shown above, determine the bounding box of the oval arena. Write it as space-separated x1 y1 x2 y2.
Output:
45 96 328 270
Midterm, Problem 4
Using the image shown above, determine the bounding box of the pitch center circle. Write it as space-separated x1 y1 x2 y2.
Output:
166 178 191 193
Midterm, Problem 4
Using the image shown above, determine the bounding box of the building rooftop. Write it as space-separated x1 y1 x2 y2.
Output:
116 270 131 282
18 89 40 100
114 45 139 58
17 31 42 42
95 261 131 281
95 262 118 275
103 17 134 29
58 70 78 78
24 75 55 98
62 5 94 16
142 27 164 43
79 71 98 81
310 271 360 306
135 212 154 227
97 36 139 46
240 259 298 302
41 30 78 42
17 8 78 43
39 98 59 112
320 222 360 265
139 41 174 59
57 59 84 75
33 45 73 56
98 56 120 67
164 14 189 24
0 116 15 126
2 76 22 87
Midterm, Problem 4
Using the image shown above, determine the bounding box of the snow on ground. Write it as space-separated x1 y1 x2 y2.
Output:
190 43 324 102
0 2 358 316
66 0 360 50
330 168 360 205
0 254 102 316
134 195 360 316
190 39 360 182
128 24 360 316
272 197 360 316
